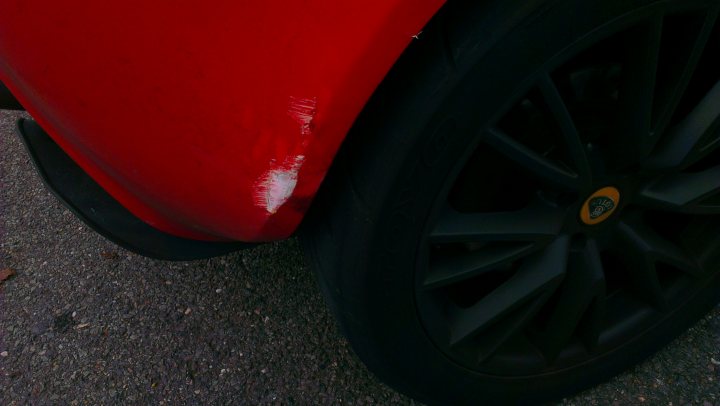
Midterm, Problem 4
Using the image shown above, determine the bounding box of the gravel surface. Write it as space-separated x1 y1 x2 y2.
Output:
1 108 719 405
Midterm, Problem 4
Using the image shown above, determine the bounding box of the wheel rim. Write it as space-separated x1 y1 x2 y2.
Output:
416 3 720 376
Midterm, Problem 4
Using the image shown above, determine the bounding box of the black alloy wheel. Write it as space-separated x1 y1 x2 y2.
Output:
303 0 720 404
418 4 720 375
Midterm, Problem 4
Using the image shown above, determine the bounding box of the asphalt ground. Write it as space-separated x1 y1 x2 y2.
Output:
1 108 719 405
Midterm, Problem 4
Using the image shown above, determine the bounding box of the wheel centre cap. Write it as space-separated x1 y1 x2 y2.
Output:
580 186 621 225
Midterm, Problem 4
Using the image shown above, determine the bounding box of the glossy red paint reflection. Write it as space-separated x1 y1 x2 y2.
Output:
0 0 444 241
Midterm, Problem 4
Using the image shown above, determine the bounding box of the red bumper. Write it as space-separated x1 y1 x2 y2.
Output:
0 0 443 242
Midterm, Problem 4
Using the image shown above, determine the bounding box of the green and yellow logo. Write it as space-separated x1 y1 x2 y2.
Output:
581 187 620 225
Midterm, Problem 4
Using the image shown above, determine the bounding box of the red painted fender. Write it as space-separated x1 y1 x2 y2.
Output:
0 0 445 242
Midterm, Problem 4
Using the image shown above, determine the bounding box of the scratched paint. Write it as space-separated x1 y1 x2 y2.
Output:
287 96 318 137
254 97 317 214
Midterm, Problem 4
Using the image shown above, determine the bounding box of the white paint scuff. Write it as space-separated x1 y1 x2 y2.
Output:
254 97 317 214
255 155 306 214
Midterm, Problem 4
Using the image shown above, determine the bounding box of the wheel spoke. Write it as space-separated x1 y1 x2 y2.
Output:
638 165 720 214
448 236 569 347
615 15 664 161
423 243 537 290
537 73 592 184
532 240 605 362
621 218 700 276
483 127 582 190
474 293 553 364
577 296 606 352
647 80 720 169
653 9 720 137
614 221 671 310
429 204 566 244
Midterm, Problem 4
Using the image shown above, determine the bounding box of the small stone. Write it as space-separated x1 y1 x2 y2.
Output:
184 308 192 315
216 288 222 293
0 351 8 357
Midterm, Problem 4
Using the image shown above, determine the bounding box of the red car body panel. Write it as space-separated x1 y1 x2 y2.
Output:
0 0 444 242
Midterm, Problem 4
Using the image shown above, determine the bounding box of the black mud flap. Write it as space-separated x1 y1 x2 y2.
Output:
15 119 252 260
1 82 24 110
